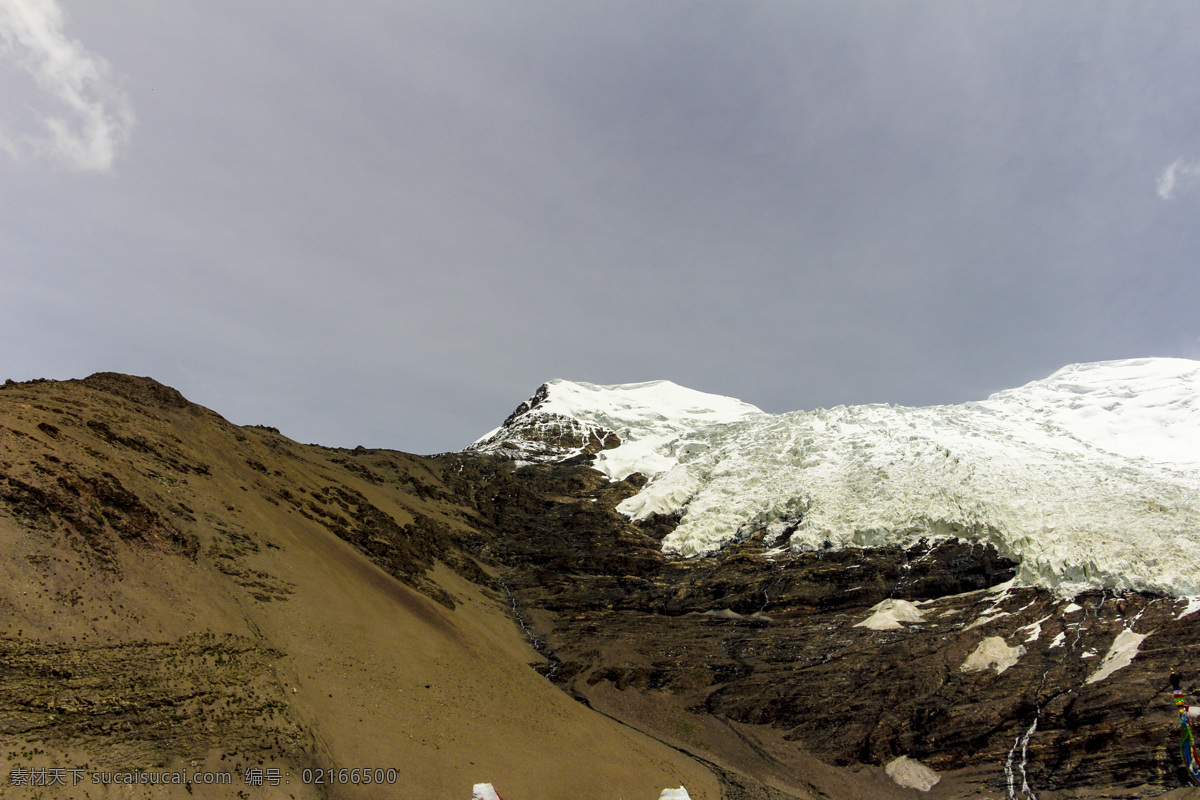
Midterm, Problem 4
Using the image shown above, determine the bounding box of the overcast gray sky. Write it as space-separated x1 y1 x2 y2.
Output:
3 1 1199 454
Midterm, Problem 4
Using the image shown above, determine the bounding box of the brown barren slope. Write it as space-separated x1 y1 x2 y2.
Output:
0 374 719 799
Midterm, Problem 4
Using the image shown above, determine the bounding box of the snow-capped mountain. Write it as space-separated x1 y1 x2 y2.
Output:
472 359 1200 597
10 370 1196 795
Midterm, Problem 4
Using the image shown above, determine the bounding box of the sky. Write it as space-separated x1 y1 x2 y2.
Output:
2 1 1200 454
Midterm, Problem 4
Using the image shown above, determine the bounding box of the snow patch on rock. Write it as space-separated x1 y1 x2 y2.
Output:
965 611 1012 631
856 599 925 631
1176 597 1200 619
886 755 941 792
962 637 1025 674
1019 616 1051 643
1085 628 1147 684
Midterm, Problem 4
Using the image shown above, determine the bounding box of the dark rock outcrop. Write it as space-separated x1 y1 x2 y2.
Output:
465 383 621 462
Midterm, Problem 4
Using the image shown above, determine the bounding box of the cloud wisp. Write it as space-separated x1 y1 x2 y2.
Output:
1157 159 1200 200
0 0 134 172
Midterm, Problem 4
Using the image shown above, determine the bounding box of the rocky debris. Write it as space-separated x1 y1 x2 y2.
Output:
207 521 295 602
552 581 1187 793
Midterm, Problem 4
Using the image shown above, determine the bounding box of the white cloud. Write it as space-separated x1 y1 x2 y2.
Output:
1157 158 1200 200
0 0 134 172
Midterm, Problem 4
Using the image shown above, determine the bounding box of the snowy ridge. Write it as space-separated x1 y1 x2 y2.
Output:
977 359 1200 468
466 379 765 477
473 360 1200 597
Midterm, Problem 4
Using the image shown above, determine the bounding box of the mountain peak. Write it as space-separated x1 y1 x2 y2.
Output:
466 379 764 477
77 372 194 411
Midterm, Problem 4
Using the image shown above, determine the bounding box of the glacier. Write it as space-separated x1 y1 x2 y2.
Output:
471 359 1200 597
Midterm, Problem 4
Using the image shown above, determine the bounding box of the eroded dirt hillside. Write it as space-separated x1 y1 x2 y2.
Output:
0 374 719 800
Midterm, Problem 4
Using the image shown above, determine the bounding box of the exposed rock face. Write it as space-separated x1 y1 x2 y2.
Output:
467 383 623 462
